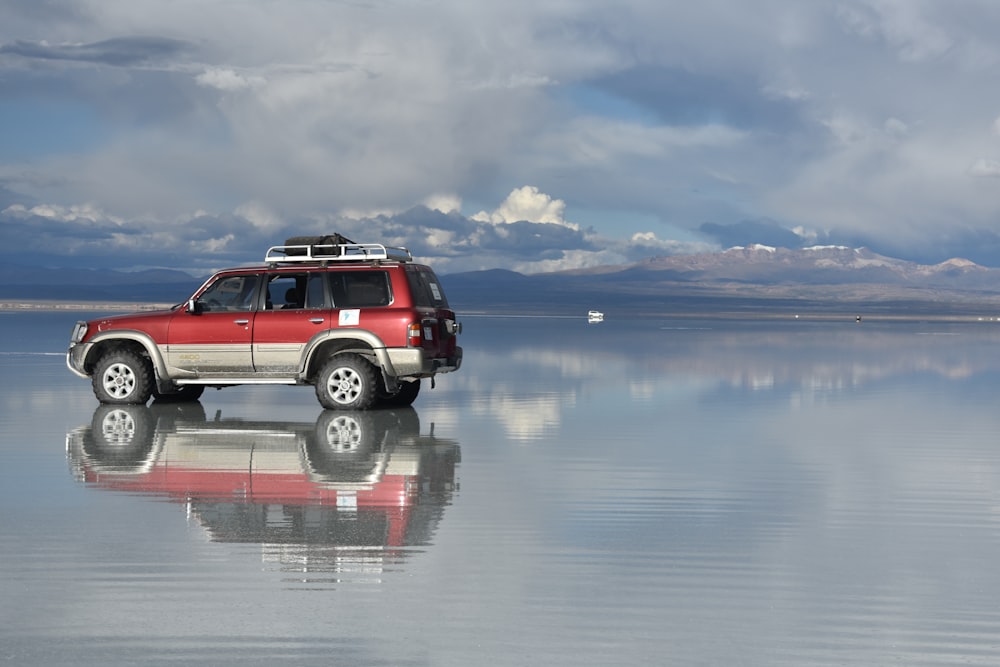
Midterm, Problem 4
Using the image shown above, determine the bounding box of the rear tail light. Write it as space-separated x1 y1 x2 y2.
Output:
407 322 422 347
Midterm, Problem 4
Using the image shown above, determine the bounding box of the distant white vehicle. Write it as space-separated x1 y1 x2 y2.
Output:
587 310 604 322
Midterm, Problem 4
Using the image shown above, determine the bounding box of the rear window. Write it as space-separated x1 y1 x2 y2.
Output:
405 266 449 308
329 271 392 308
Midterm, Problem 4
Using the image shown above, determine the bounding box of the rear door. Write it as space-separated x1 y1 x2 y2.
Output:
325 269 406 347
251 272 331 373
404 265 459 359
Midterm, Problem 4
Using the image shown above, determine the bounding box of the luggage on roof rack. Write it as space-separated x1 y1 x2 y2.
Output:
283 234 355 257
265 234 412 264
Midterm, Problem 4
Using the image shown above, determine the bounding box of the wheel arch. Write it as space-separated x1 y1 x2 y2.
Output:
84 331 168 384
303 330 394 380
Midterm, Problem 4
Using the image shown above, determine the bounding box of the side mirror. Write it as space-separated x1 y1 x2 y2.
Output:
187 298 202 315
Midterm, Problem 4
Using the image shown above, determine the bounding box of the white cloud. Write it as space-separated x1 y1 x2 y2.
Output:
234 201 282 231
761 83 810 101
791 226 820 244
539 117 746 168
424 228 457 249
472 186 576 229
836 2 953 63
469 72 554 91
202 234 236 252
195 68 266 92
629 231 681 250
338 205 400 220
884 117 909 137
822 113 869 145
508 249 621 273
627 231 715 257
968 158 1000 178
8 1 1000 267
423 193 462 214
3 202 121 225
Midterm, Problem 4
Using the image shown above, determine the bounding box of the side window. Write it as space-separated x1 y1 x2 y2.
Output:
198 275 258 312
305 273 326 309
329 271 391 308
265 274 309 310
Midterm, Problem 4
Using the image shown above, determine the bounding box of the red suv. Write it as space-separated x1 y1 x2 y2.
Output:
67 236 463 409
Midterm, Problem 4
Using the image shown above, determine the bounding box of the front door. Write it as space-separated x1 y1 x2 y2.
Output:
167 274 259 374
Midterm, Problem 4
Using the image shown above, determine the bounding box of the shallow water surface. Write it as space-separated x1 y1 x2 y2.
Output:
3 312 1000 665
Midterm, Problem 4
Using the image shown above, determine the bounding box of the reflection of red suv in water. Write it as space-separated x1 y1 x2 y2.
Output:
66 403 460 567
67 236 463 409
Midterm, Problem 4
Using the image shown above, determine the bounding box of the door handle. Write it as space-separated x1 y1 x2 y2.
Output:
234 319 249 325
309 318 325 324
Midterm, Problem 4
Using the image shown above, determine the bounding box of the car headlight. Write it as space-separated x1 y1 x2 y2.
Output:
70 321 88 343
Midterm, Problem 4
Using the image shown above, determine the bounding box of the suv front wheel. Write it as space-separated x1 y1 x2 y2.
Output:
315 353 377 410
92 349 154 405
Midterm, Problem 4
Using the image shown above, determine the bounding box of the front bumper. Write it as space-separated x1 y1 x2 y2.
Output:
66 343 92 379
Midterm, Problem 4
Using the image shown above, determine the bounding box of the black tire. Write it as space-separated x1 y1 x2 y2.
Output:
306 410 390 482
152 385 205 403
315 353 378 410
81 403 156 469
377 379 421 407
92 349 153 404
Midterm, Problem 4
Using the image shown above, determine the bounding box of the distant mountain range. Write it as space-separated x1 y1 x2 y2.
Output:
620 244 992 288
442 245 1000 317
0 264 203 303
5 245 1000 317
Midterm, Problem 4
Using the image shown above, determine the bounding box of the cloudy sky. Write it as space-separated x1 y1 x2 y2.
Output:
3 0 1000 274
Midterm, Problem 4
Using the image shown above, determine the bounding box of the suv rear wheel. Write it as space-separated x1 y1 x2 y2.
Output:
315 353 377 410
92 350 154 405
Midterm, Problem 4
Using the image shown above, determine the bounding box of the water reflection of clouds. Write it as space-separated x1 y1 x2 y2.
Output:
756 389 1000 609
510 348 607 379
1 355 96 414
11 316 1000 663
473 390 569 442
628 379 656 401
442 321 1000 450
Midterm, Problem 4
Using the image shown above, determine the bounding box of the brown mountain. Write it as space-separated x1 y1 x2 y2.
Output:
572 245 993 288
445 245 1000 317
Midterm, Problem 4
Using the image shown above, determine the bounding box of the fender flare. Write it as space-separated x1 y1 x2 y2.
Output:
84 330 171 388
300 329 397 377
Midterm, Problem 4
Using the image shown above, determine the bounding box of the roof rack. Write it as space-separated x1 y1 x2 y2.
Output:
264 242 412 264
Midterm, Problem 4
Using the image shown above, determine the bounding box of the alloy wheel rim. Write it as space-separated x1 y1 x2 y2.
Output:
102 363 136 398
